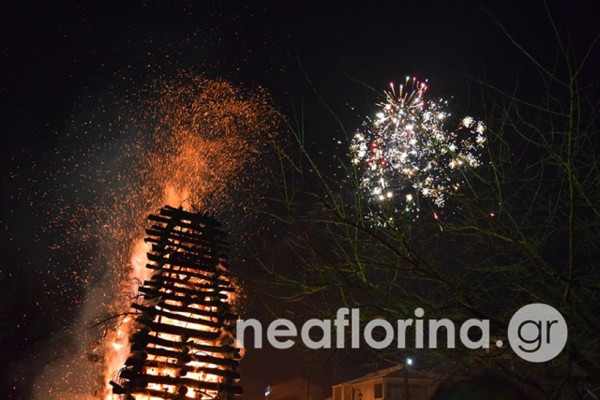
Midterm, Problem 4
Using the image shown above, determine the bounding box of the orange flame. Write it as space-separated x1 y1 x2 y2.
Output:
99 72 279 399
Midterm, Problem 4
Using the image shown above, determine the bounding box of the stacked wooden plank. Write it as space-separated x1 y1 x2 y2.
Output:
110 206 242 400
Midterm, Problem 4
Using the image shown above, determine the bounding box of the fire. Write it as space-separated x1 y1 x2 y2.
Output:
164 184 191 210
95 72 280 399
102 208 231 400
103 239 152 399
104 206 240 399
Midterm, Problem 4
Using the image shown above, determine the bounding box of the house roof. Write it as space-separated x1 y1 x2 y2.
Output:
333 365 437 386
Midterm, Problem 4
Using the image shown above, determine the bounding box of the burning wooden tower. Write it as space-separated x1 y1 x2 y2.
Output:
110 205 242 399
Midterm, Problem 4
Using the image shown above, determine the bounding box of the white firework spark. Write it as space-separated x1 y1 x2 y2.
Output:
351 76 486 215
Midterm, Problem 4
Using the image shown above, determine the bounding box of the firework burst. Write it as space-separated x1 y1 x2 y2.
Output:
351 77 485 216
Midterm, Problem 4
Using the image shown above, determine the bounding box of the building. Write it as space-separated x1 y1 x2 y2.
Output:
267 377 328 400
332 366 438 400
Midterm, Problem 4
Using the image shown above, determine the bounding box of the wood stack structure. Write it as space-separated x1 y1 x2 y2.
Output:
110 205 242 400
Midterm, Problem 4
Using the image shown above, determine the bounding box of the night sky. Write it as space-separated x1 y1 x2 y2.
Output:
2 1 599 399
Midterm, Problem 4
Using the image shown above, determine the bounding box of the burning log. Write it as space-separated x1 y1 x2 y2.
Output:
131 304 225 329
131 301 237 320
143 274 234 292
118 370 243 394
145 231 226 252
112 206 242 399
136 288 227 308
143 265 231 283
128 331 239 356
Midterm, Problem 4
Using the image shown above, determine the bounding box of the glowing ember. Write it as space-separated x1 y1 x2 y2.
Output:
87 72 279 399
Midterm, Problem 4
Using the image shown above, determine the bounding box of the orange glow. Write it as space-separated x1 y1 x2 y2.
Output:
98 73 279 399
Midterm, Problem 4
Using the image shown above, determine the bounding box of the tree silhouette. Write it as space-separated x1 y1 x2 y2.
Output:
258 7 600 399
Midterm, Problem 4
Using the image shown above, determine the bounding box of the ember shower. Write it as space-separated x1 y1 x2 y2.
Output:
32 71 280 399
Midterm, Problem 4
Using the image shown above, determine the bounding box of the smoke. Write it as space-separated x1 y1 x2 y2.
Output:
32 284 111 399
15 70 281 399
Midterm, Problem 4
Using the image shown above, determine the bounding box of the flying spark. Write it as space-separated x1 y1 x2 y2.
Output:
21 70 280 399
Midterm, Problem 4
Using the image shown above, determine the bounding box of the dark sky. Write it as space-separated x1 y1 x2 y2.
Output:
1 1 599 399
